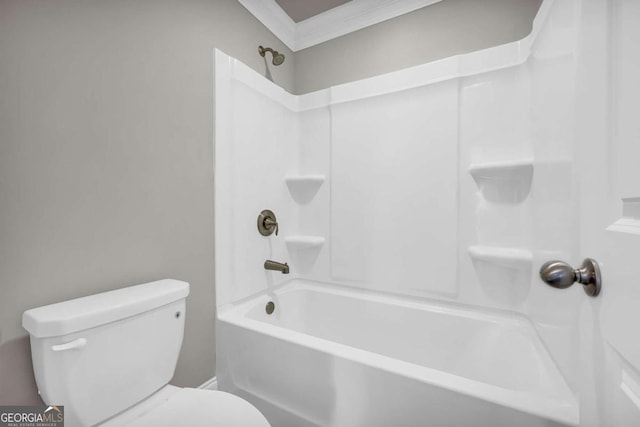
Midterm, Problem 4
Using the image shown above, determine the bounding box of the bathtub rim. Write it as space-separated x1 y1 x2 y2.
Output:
217 279 579 426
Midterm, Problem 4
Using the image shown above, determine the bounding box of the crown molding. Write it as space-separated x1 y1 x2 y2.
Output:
238 0 443 52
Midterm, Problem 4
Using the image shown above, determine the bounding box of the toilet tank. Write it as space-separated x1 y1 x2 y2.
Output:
22 279 189 427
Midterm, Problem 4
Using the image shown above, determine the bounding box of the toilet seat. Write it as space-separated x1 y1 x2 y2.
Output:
100 386 270 427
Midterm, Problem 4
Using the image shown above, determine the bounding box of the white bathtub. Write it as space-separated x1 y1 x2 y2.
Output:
216 280 577 427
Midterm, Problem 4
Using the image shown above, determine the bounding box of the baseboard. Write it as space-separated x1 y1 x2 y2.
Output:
198 376 218 390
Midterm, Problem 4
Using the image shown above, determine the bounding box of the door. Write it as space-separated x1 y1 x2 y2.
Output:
574 1 640 426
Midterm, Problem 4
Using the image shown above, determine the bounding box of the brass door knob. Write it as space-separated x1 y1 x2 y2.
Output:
539 258 602 297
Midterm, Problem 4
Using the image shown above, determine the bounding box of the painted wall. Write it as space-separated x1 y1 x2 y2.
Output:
0 0 292 404
294 0 542 94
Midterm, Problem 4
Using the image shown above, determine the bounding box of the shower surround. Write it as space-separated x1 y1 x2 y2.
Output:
214 0 640 425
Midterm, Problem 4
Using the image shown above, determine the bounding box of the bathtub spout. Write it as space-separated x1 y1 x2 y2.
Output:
264 260 289 274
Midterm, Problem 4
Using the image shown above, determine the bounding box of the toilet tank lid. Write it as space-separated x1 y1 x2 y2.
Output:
22 279 190 338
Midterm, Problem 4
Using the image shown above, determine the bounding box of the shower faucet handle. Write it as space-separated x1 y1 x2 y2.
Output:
264 218 279 236
257 209 279 236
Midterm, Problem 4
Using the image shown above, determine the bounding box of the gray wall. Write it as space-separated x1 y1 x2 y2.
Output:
294 0 542 94
0 0 539 405
0 0 292 404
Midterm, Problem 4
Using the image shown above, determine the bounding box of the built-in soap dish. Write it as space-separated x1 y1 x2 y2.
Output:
469 159 533 204
467 245 532 305
285 175 325 204
285 236 325 274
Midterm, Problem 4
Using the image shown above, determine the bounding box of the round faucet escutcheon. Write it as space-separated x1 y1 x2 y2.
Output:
257 209 279 236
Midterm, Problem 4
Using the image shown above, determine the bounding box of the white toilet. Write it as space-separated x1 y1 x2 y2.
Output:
22 279 270 427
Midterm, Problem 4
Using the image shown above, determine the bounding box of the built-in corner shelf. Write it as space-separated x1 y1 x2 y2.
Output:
285 175 325 204
285 235 325 274
467 245 532 268
468 245 533 305
469 159 533 203
285 235 325 251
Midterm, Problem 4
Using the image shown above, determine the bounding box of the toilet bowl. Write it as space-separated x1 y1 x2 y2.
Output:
100 386 268 427
22 279 269 427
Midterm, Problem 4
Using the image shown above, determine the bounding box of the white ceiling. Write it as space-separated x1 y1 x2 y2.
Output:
238 0 443 52
274 0 352 23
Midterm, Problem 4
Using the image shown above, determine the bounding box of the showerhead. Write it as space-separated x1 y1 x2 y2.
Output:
272 52 285 66
259 45 285 66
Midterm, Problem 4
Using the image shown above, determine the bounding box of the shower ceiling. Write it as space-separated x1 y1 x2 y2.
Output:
238 0 443 51
274 0 352 23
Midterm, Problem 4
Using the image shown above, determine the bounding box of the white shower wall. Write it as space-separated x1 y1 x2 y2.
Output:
214 62 301 306
330 81 459 296
215 0 581 394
